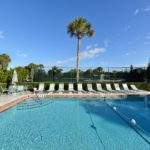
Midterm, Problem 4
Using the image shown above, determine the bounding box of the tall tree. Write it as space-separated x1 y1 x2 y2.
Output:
93 67 103 74
147 59 150 82
51 66 62 81
15 66 29 82
25 63 44 81
0 54 11 71
67 17 94 82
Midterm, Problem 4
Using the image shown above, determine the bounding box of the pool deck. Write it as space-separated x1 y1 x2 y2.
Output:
0 92 147 112
0 94 28 112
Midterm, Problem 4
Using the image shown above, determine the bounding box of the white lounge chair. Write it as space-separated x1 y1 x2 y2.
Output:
47 83 55 93
122 84 136 94
0 86 9 94
106 84 117 93
68 83 76 93
7 85 18 94
130 84 149 94
77 83 86 93
34 83 45 93
57 83 65 93
16 85 24 92
114 83 128 93
96 83 108 93
87 84 96 93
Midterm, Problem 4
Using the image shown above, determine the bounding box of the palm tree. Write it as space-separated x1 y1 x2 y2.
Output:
0 54 11 71
51 66 62 81
67 17 94 82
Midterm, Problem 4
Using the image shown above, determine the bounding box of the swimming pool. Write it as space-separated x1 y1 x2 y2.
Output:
0 96 150 150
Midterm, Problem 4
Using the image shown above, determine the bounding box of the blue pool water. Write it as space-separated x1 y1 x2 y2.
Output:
0 96 150 150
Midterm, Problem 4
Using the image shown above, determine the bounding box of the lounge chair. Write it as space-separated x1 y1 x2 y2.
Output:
77 83 86 93
106 84 118 93
87 84 96 93
47 83 55 93
114 83 128 93
16 85 24 92
0 86 8 94
8 85 17 94
68 83 76 93
122 83 136 94
96 83 108 93
130 84 149 94
56 83 65 93
34 83 45 93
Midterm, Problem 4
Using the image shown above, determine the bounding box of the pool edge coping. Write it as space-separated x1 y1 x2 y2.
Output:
0 92 148 112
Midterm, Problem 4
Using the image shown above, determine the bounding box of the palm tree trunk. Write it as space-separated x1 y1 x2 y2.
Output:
76 38 81 82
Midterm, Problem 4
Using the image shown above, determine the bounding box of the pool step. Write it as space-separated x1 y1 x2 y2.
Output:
17 100 54 110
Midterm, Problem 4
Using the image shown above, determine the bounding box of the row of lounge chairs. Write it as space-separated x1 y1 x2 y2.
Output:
34 83 149 94
0 85 26 95
0 83 148 95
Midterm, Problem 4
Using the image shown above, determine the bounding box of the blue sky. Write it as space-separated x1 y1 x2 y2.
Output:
0 0 150 68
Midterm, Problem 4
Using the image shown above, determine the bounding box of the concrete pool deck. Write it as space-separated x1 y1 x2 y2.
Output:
0 92 147 112
0 94 28 112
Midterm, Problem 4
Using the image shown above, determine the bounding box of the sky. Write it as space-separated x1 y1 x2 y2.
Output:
0 0 150 68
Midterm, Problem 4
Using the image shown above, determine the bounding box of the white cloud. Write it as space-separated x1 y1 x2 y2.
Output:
80 48 105 59
144 41 150 45
55 57 75 65
146 35 150 39
125 52 130 56
20 53 28 58
143 6 150 12
86 43 98 50
17 51 28 58
54 47 106 66
86 45 92 50
125 51 137 56
0 31 4 39
99 61 108 66
144 32 150 44
134 6 150 16
134 9 140 15
146 32 150 39
134 63 147 67
94 43 98 47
